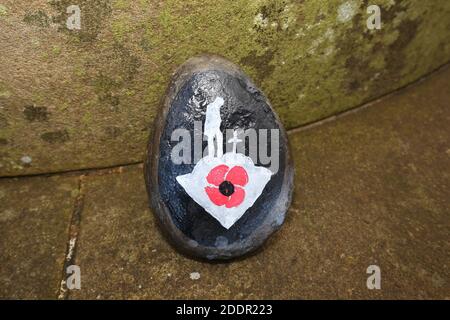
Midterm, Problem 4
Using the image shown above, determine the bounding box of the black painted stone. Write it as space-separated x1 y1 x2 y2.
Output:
144 55 294 260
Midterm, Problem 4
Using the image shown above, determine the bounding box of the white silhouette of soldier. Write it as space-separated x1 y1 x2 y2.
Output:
204 97 224 158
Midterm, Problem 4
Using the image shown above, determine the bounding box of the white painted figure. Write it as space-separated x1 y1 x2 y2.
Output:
204 97 224 158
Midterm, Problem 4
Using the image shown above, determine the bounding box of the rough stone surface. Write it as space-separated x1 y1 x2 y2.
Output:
1 0 450 176
0 66 448 299
145 55 293 260
0 175 78 299
66 67 449 299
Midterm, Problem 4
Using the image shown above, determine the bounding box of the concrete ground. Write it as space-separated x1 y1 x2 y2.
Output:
0 66 449 300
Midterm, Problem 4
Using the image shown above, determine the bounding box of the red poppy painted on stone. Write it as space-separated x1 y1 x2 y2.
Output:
205 165 248 208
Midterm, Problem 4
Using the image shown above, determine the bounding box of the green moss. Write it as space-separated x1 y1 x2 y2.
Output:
84 42 141 110
158 7 173 31
73 65 85 77
0 89 11 99
52 45 62 55
113 0 130 10
23 10 50 27
139 27 154 52
111 19 131 42
0 4 7 16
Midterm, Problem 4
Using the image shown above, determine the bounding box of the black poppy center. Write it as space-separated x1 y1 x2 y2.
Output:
219 180 235 196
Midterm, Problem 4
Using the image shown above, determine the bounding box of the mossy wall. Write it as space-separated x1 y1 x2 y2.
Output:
1 0 449 176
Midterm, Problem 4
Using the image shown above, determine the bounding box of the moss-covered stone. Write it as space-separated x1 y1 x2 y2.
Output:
1 0 449 176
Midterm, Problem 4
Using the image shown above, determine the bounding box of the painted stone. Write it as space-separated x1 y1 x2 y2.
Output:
144 55 294 260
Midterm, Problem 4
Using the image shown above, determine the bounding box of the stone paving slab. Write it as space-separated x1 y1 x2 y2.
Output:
68 67 450 299
0 175 79 299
